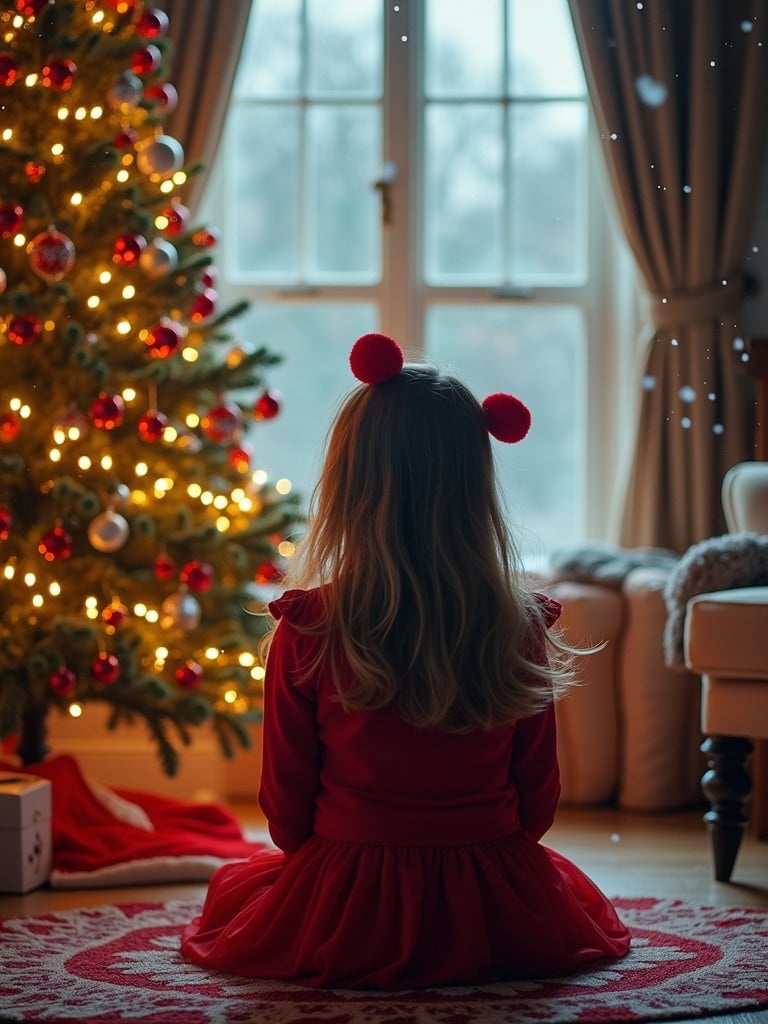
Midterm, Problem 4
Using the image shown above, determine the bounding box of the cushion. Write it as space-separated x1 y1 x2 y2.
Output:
684 586 768 679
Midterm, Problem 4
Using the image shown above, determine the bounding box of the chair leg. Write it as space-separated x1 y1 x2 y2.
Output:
700 735 753 882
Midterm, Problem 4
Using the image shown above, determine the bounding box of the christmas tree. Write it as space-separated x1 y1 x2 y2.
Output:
0 0 300 775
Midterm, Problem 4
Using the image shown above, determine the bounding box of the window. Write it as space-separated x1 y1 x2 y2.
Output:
201 0 635 562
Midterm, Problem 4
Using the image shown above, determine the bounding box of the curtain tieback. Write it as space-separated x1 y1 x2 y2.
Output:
650 275 746 328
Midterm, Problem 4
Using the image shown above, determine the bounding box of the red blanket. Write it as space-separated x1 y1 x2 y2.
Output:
0 754 270 888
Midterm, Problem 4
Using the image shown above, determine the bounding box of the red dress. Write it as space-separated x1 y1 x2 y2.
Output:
181 588 630 988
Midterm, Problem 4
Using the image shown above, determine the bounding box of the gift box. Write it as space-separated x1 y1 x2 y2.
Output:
0 771 52 893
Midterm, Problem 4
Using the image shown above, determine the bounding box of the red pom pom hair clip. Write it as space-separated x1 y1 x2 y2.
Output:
348 333 531 443
349 332 404 385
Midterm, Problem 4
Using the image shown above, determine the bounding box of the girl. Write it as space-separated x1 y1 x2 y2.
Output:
181 333 631 988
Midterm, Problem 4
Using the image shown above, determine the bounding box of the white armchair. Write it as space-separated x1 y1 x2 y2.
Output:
683 462 768 882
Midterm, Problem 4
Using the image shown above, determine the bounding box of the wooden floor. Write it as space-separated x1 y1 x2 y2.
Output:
1 803 767 1023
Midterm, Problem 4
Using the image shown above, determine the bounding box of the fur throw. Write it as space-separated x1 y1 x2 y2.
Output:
548 542 679 589
663 532 768 671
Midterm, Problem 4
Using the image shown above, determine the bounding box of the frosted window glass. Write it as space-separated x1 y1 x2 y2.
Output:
307 0 382 97
510 102 588 283
425 0 503 97
426 305 586 557
229 106 300 276
234 304 377 501
425 104 504 281
509 0 585 97
233 0 301 98
307 106 381 279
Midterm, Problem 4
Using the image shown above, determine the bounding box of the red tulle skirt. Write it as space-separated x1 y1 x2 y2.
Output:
181 833 631 989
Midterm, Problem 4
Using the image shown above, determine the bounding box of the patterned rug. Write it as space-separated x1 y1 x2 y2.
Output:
1 897 767 1023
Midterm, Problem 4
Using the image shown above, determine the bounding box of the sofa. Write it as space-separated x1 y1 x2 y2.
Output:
537 561 703 810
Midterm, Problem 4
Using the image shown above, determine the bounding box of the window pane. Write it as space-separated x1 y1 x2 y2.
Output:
509 0 586 97
425 104 504 281
307 106 381 279
307 0 382 97
234 0 301 98
426 305 586 559
227 107 300 277
425 0 504 97
510 101 588 284
234 305 377 498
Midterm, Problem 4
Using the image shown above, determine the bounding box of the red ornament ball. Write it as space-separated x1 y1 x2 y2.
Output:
192 227 219 249
138 409 168 442
8 314 42 346
349 333 403 385
179 559 215 593
38 525 73 561
137 7 169 37
0 507 11 540
145 81 178 113
28 229 76 281
174 659 203 690
49 667 77 698
160 202 189 235
132 45 161 76
154 552 177 581
0 55 18 87
92 652 121 685
201 401 242 444
145 319 184 358
200 266 217 288
189 287 218 323
89 392 125 430
15 0 50 16
40 59 77 91
0 412 21 441
25 161 45 183
102 600 129 629
229 441 254 473
113 127 139 149
481 393 532 443
0 202 23 237
255 560 284 585
113 233 147 265
253 390 281 421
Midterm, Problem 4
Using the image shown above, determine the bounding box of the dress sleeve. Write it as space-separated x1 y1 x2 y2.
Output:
508 593 563 841
257 617 322 853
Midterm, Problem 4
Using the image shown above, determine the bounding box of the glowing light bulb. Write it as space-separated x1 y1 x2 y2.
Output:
77 456 92 470
278 541 296 557
71 192 83 206
49 581 61 596
49 449 62 462
32 594 44 608
101 455 113 470
24 572 36 586
51 143 64 157
276 478 292 494
215 516 230 532
213 495 227 510
122 387 136 402
182 347 198 362
146 609 159 623
87 295 100 309
135 462 148 477
172 172 187 186
185 413 200 428
134 603 148 617
238 653 255 667
224 690 238 703
13 233 25 247
2 129 13 141
116 169 129 182
24 73 38 87
116 319 131 335
57 107 68 120
252 666 266 681
3 564 15 580
253 470 268 486
90 105 103 118
160 179 174 193
155 646 169 660
99 270 112 284
187 484 202 499
75 107 87 121
69 703 83 718
122 285 135 299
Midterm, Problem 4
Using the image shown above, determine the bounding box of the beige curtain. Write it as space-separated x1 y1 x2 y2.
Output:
568 0 768 552
158 0 253 212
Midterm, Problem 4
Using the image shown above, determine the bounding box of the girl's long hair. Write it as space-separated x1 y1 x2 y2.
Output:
277 364 576 731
